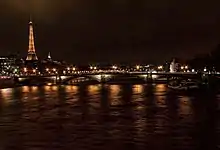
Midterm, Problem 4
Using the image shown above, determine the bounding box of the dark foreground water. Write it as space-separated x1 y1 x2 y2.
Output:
0 84 219 150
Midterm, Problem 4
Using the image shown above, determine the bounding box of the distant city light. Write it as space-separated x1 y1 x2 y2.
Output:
204 67 207 72
181 66 184 70
46 68 49 71
185 65 188 69
112 65 117 69
72 67 76 71
53 68 56 72
33 69 36 73
136 65 140 70
192 69 195 72
158 65 163 70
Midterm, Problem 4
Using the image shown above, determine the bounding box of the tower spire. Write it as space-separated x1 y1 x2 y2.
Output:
29 15 32 24
48 52 52 60
26 17 38 61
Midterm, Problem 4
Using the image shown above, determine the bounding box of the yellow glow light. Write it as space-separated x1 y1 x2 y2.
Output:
112 65 117 69
158 66 163 69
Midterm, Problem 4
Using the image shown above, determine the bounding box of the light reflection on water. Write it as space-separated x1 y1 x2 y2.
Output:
0 88 13 106
0 84 219 150
109 84 121 106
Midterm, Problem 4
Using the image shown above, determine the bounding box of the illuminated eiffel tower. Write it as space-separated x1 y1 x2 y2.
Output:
26 18 38 61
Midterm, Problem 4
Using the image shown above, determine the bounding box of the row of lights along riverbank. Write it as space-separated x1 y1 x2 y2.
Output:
17 64 215 76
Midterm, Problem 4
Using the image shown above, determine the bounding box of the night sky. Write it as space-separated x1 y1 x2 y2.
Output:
0 0 220 64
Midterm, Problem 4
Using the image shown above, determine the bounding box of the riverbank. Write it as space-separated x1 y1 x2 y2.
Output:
0 78 16 89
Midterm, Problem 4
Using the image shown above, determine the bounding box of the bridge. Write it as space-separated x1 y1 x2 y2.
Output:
15 70 218 85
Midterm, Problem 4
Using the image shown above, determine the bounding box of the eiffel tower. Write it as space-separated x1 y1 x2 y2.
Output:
26 19 38 61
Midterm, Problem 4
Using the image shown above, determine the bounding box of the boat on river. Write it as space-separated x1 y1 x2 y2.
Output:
168 79 199 91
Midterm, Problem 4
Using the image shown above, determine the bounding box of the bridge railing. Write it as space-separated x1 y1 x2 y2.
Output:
16 70 220 78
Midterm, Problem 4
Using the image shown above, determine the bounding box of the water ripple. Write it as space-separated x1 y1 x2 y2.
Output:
0 84 219 150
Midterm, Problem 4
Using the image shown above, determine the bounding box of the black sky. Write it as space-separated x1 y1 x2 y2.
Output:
0 0 220 64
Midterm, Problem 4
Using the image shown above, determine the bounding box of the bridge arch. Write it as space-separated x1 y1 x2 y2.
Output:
61 74 113 84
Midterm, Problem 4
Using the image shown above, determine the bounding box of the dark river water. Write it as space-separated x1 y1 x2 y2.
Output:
0 84 219 150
